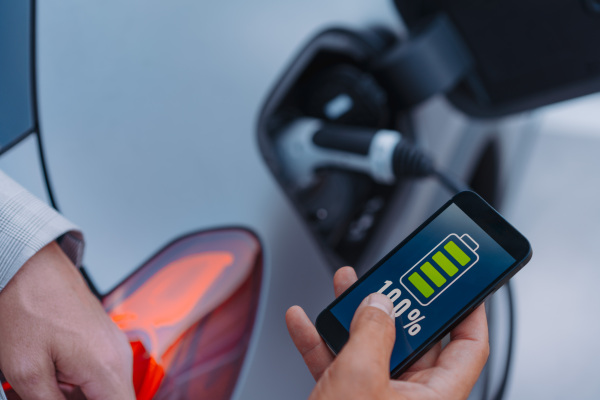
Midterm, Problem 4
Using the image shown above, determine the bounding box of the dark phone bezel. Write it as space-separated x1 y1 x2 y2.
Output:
315 191 532 377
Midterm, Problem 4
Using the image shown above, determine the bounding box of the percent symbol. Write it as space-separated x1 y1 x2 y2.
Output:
402 309 425 336
403 315 425 329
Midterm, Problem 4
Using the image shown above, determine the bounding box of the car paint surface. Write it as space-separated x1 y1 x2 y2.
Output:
2 1 536 398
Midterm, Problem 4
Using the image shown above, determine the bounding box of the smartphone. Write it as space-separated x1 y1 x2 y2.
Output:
316 191 532 377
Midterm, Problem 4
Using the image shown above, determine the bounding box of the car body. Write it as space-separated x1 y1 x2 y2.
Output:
0 1 558 398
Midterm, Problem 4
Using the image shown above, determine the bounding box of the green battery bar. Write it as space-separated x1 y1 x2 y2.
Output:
400 233 479 306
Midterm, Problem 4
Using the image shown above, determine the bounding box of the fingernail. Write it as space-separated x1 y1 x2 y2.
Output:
366 293 395 319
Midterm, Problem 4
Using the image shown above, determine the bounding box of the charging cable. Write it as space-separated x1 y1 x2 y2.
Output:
277 117 514 400
276 117 465 193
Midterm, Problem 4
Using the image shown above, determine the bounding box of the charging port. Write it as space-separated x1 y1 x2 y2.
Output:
257 28 415 267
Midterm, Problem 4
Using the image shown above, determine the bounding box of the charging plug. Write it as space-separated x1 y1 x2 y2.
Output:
276 117 437 190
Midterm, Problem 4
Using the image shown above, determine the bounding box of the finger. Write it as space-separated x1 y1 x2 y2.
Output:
333 267 358 298
66 331 136 400
433 305 489 395
400 341 442 379
5 357 66 400
286 306 334 380
336 293 396 381
449 304 489 344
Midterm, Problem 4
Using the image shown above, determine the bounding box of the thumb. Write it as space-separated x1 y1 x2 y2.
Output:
336 293 396 379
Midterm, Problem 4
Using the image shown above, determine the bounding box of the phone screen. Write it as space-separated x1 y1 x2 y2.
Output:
328 202 516 372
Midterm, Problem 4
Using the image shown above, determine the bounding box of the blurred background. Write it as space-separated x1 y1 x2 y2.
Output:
1 0 600 399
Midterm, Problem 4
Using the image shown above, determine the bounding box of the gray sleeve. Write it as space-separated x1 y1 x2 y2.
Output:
0 170 84 292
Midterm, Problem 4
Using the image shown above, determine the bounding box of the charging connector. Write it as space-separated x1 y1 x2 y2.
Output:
276 117 465 194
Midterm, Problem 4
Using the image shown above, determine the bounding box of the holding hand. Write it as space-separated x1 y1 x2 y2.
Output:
0 242 135 400
286 266 489 400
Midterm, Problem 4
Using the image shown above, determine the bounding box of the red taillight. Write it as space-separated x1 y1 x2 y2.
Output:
107 251 237 362
1 228 263 400
130 341 164 400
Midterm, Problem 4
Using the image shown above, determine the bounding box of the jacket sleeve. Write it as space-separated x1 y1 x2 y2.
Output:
0 170 84 292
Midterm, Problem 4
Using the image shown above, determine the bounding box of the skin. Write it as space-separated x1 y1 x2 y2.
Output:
0 242 135 400
286 266 489 400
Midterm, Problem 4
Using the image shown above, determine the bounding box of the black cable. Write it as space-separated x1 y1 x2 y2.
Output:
388 141 468 195
433 168 469 194
287 118 516 398
481 296 494 400
427 163 514 400
278 117 516 399
490 282 515 400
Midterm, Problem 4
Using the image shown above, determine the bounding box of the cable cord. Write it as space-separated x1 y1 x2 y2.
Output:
490 282 515 400
433 168 470 194
307 125 515 398
390 141 467 194
428 166 513 400
481 296 494 399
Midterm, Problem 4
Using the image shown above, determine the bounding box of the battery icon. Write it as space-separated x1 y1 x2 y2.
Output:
400 233 479 306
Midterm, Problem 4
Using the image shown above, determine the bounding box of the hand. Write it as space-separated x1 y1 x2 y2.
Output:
0 242 135 400
286 266 489 400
